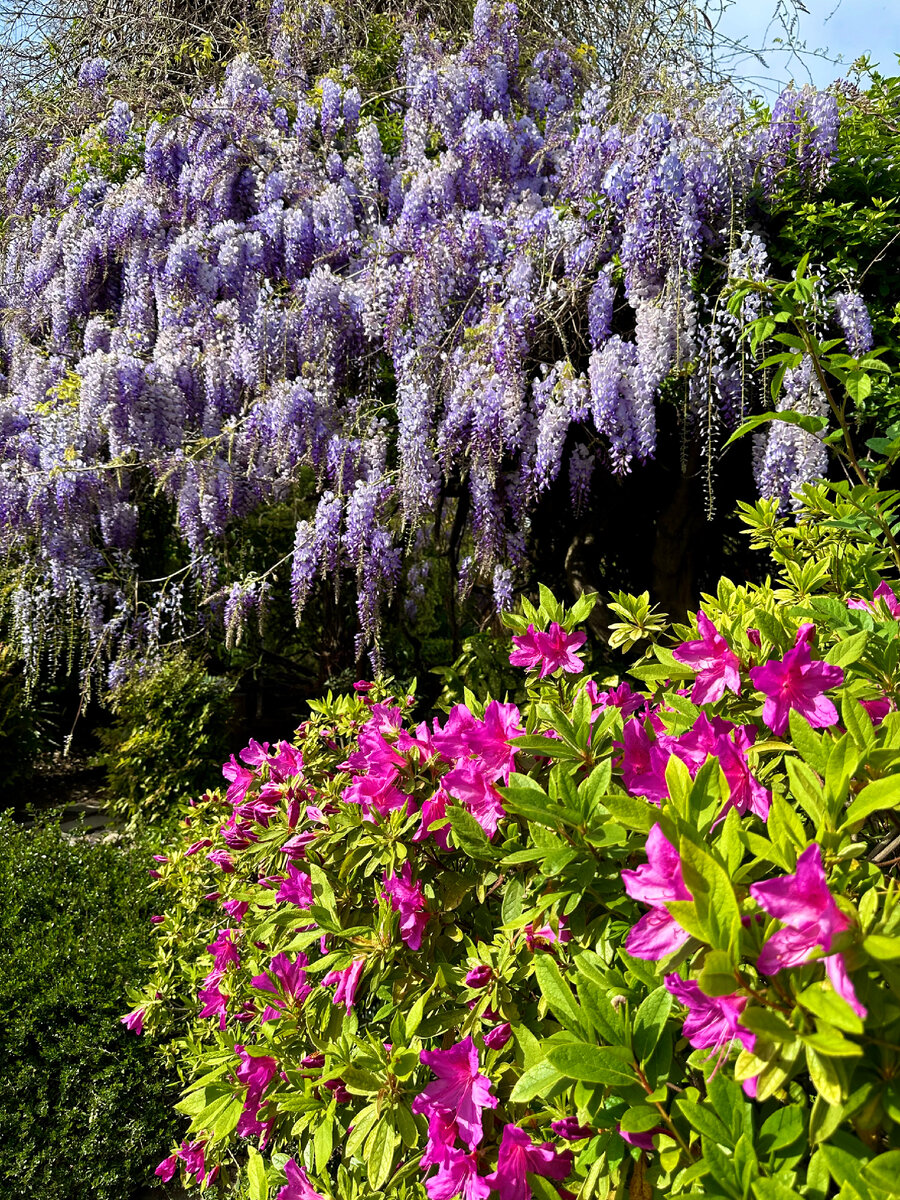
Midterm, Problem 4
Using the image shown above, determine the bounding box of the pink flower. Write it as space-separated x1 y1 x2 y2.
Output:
223 899 249 922
432 705 479 761
485 1125 573 1200
714 724 771 822
750 844 866 1018
185 838 213 856
524 917 570 952
585 680 644 719
277 1162 323 1200
322 958 365 1009
664 974 755 1057
119 1008 144 1035
252 952 311 1022
235 1045 278 1138
618 719 670 804
673 611 741 705
155 1155 178 1181
465 964 493 988
240 739 271 766
278 1160 326 1200
208 927 239 972
510 623 586 678
207 848 235 872
415 790 450 851
223 755 254 806
749 624 843 737
425 1145 491 1200
509 625 545 671
618 1126 658 1151
276 863 314 908
442 760 505 837
383 862 429 950
848 581 900 617
466 701 524 783
861 698 891 725
621 825 692 960
551 1118 592 1141
198 980 229 1026
483 1022 511 1049
412 1036 498 1149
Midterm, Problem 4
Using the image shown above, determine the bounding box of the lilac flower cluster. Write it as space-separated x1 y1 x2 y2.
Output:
0 0 841 674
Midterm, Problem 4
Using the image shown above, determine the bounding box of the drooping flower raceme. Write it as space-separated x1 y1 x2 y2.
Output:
750 843 866 1018
749 623 843 736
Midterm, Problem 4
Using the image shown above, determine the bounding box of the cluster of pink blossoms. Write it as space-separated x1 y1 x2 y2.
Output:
342 698 524 842
413 1037 572 1200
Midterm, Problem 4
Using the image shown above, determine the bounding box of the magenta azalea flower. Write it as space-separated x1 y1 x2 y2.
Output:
235 1045 278 1138
275 863 314 908
749 623 843 736
383 862 428 950
119 1007 144 1035
208 927 239 972
412 1035 497 1149
524 917 570 951
618 1126 658 1151
510 623 586 678
673 611 742 705
483 1022 511 1049
750 844 866 1017
207 848 235 873
425 1145 490 1200
551 1118 593 1141
223 754 254 806
251 952 311 1022
442 760 506 837
415 790 450 851
322 958 365 1009
485 1124 573 1200
223 898 249 922
848 581 900 618
664 973 755 1056
621 825 692 960
465 700 524 783
277 1160 326 1200
618 718 670 804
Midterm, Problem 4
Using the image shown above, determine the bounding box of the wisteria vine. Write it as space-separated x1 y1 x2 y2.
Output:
0 0 841 679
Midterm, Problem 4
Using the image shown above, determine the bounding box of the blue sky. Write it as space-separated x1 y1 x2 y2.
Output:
715 0 900 92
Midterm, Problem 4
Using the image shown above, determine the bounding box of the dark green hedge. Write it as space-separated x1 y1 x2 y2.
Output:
0 813 178 1199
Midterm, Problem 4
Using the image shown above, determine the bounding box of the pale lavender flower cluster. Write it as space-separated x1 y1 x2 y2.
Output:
0 0 843 673
754 356 829 510
833 290 874 357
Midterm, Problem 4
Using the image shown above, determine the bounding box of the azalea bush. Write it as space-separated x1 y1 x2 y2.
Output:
121 553 900 1200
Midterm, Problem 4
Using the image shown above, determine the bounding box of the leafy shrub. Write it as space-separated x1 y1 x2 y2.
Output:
128 554 900 1199
0 643 44 798
94 650 236 831
0 813 178 1199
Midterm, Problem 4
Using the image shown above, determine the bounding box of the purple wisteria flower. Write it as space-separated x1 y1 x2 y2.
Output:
749 623 843 736
750 843 866 1018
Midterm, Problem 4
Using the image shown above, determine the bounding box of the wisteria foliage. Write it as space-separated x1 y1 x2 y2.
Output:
0 0 841 678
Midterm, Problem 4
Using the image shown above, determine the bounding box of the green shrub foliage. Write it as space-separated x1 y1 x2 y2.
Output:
94 650 237 830
127 543 900 1199
0 814 178 1199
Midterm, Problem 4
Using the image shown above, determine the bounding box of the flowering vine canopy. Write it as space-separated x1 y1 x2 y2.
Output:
0 0 842 678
